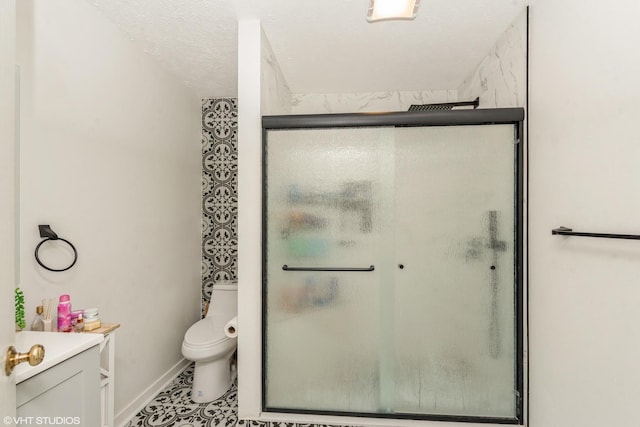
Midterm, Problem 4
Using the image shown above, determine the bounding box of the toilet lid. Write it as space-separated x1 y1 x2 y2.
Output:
184 315 231 347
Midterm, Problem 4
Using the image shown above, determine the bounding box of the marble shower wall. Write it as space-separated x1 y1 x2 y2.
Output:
457 8 527 108
202 98 238 309
261 28 292 115
291 89 458 114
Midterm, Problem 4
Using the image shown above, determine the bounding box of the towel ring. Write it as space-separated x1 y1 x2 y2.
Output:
35 237 78 272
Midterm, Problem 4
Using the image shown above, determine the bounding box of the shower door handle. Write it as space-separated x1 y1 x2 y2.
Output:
282 265 375 272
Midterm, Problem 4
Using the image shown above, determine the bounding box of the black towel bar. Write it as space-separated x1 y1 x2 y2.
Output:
552 226 640 240
282 265 375 272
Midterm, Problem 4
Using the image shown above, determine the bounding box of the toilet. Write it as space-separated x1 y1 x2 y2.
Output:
181 282 237 403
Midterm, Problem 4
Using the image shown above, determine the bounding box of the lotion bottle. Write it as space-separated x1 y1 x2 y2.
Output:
57 294 72 332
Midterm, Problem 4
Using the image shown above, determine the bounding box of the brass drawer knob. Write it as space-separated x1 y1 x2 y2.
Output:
4 344 45 376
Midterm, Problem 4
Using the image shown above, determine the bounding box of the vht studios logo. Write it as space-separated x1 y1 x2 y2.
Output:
3 416 81 425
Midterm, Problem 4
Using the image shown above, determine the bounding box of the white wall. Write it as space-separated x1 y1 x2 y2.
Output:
0 0 17 419
238 19 295 420
16 0 201 419
237 19 263 420
528 1 640 426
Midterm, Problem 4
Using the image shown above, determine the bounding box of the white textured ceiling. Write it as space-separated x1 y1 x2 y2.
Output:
88 0 528 98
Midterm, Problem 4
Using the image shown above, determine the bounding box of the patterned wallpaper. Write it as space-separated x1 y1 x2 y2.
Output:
202 98 238 308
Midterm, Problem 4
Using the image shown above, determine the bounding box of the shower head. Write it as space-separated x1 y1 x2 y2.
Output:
408 97 479 111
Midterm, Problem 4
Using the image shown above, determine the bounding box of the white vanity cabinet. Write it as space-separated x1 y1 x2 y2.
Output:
17 345 101 426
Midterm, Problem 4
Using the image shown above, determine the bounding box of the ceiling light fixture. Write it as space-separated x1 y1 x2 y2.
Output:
367 0 420 22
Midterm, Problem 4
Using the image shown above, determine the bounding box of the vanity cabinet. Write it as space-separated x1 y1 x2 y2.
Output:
17 345 100 426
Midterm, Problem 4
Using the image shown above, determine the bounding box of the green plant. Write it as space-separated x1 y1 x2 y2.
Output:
15 287 25 330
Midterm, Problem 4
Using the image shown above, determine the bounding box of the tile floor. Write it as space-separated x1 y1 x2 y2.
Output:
125 363 237 427
125 363 353 427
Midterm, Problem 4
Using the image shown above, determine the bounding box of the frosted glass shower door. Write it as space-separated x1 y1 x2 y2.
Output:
392 125 518 419
263 113 523 422
264 127 396 413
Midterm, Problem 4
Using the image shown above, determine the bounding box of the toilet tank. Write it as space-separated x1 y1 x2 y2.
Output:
207 282 237 318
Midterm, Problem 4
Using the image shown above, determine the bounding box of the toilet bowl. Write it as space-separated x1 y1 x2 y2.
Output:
181 282 237 403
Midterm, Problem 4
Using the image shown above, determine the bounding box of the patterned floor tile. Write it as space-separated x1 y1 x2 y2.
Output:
125 363 237 427
125 362 356 427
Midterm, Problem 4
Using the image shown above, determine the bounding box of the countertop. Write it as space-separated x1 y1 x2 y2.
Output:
85 322 120 335
14 331 104 384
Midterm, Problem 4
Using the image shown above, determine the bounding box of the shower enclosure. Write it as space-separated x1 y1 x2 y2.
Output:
262 108 525 424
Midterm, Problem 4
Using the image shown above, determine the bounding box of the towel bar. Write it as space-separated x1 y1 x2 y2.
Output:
552 226 640 240
282 265 375 272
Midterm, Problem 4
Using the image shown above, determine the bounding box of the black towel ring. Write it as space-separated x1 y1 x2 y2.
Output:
35 225 78 272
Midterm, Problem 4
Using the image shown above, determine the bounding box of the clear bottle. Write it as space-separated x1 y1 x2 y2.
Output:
70 311 79 331
74 312 84 333
31 305 45 331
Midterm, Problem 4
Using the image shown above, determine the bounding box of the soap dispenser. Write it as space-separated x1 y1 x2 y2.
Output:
31 305 45 331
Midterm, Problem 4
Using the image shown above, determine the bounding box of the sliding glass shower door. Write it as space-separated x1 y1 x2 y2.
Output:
391 125 517 419
262 110 523 423
263 127 394 413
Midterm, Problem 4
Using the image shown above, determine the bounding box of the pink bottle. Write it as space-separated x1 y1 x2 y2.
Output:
57 294 72 332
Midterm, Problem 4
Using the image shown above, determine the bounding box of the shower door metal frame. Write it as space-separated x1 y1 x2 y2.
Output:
261 108 526 425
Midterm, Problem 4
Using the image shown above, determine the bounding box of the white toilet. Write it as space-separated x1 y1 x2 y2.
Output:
181 282 237 403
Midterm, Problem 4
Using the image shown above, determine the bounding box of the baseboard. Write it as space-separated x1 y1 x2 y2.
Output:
115 358 191 427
